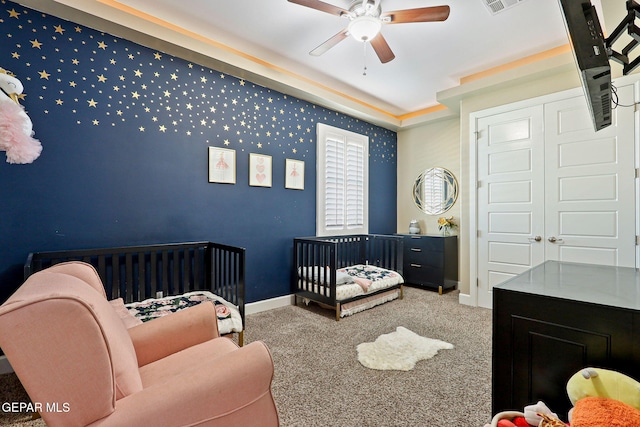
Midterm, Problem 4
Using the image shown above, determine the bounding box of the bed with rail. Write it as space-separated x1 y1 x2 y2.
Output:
293 234 404 320
24 241 246 345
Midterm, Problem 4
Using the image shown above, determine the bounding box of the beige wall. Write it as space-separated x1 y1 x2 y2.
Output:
397 118 460 236
397 55 583 298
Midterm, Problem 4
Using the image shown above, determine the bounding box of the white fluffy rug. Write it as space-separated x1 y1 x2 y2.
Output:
356 326 454 371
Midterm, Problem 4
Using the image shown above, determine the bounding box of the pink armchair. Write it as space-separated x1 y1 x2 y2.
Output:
0 261 279 427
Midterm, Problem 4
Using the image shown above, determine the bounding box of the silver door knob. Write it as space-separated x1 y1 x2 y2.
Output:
528 236 542 242
548 236 564 243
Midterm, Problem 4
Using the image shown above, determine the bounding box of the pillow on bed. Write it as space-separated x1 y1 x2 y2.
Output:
298 266 353 285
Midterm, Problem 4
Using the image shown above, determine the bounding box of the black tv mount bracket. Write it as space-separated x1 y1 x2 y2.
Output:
606 0 640 75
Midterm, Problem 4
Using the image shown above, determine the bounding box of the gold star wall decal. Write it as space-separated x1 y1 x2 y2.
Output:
0 5 397 162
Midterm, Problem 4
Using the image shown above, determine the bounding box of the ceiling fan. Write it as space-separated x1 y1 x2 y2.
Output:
288 0 450 63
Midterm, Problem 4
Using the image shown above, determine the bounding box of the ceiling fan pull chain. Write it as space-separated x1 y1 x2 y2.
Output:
363 42 368 76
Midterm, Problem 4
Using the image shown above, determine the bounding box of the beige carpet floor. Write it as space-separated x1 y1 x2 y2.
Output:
1 286 493 426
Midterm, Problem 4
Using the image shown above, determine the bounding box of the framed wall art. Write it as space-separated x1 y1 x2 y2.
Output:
249 153 272 187
208 147 236 184
285 159 304 190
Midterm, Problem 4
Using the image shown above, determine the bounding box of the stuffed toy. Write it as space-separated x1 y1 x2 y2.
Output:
483 410 526 427
570 396 640 427
567 367 640 410
0 68 42 163
524 401 558 426
486 403 560 427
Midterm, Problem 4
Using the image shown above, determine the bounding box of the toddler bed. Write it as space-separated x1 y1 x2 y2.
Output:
24 241 246 345
293 234 404 320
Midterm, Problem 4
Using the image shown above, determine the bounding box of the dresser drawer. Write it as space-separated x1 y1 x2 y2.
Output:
404 235 443 252
404 264 443 286
404 248 443 267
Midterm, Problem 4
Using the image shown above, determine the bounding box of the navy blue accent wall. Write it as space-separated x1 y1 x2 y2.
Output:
0 1 397 303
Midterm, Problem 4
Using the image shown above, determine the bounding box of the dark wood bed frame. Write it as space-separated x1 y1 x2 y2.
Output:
293 234 404 320
24 241 246 344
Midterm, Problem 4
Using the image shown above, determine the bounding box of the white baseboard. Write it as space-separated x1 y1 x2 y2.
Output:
246 294 294 315
458 292 475 307
0 355 13 374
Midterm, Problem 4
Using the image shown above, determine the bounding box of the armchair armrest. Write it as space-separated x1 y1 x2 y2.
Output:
128 302 219 366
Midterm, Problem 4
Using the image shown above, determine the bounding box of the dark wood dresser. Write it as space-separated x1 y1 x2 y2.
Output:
398 234 458 294
492 261 640 419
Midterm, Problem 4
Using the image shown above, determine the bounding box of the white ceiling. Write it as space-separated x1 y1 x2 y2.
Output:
108 0 573 119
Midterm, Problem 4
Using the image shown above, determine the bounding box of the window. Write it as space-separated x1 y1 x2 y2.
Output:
316 123 368 236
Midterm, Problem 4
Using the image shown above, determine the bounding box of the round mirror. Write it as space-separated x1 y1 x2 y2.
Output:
412 167 458 215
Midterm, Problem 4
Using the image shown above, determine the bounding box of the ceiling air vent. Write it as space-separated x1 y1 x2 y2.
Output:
482 0 527 15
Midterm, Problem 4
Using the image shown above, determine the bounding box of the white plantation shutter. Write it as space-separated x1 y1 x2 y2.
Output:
346 142 364 227
325 137 345 229
317 123 368 236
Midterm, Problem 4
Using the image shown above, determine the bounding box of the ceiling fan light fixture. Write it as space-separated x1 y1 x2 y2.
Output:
348 16 382 42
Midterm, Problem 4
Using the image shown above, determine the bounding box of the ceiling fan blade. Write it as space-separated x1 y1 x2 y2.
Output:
370 33 395 63
287 0 349 17
381 5 450 24
310 29 349 56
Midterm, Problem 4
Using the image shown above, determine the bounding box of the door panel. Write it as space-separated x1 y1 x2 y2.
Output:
544 87 635 267
477 106 545 308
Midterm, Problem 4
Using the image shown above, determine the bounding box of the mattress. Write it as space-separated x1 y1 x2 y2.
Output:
301 264 404 302
125 290 243 335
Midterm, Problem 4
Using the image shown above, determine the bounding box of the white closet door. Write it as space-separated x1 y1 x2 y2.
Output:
476 106 546 308
544 86 636 267
475 86 636 308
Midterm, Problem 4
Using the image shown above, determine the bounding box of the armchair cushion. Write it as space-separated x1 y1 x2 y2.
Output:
91 340 278 427
128 301 220 366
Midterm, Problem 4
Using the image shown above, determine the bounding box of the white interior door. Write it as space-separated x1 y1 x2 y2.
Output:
544 88 636 267
476 106 546 308
475 85 636 308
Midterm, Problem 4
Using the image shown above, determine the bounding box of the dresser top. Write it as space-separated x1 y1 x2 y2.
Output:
495 261 640 310
396 233 457 237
